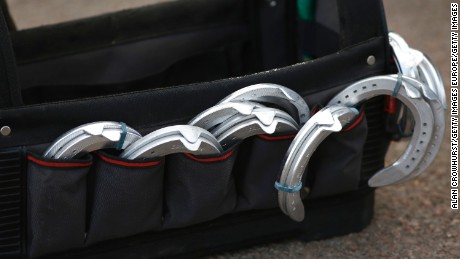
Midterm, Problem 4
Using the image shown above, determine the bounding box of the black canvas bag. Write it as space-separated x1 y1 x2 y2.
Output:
0 0 391 258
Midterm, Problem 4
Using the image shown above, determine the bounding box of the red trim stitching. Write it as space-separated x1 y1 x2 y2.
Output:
342 112 365 132
28 155 92 168
184 150 235 163
96 153 161 167
384 96 397 114
257 134 296 141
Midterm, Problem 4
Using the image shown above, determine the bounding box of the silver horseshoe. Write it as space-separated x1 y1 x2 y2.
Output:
390 76 445 184
389 32 447 108
388 32 422 78
188 101 263 130
120 125 223 160
277 105 359 222
43 121 142 159
211 107 299 149
327 75 435 187
218 83 310 125
411 49 447 108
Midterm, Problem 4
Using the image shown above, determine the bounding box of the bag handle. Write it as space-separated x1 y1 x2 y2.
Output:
0 2 21 108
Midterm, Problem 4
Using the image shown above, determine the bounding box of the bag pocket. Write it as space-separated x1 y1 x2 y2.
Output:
86 152 164 245
234 134 295 211
163 147 238 229
308 110 367 198
26 152 92 258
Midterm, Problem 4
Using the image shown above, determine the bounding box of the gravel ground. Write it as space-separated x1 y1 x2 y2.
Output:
6 0 458 258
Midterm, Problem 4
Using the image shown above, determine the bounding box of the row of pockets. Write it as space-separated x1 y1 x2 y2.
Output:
26 113 366 258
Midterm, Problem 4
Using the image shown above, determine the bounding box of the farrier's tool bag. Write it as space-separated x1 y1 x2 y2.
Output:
0 0 395 258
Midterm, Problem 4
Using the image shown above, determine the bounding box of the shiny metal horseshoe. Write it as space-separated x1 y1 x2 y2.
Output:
277 105 359 222
43 121 142 159
389 32 447 108
120 125 222 160
188 101 263 130
412 50 447 108
389 32 422 78
327 75 435 187
390 76 445 184
211 108 299 149
218 83 310 125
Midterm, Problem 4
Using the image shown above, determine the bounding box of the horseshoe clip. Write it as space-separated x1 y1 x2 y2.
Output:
218 83 310 126
120 125 222 160
44 121 141 159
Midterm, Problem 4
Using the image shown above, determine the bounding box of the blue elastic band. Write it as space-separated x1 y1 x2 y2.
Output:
116 122 127 150
274 181 303 193
392 73 403 97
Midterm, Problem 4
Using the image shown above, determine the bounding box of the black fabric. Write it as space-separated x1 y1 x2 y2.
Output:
163 149 238 229
0 3 21 108
0 37 387 149
47 188 375 259
337 0 386 48
308 110 368 197
298 0 340 59
359 96 388 183
0 147 24 256
26 152 91 258
0 0 393 258
316 0 340 34
0 0 388 109
299 21 340 58
0 0 15 31
257 0 288 69
11 0 246 63
235 136 293 211
19 29 250 104
18 25 247 88
85 152 164 245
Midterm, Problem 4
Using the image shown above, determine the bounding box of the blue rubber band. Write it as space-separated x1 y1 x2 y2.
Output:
274 181 303 193
116 122 127 150
392 73 403 97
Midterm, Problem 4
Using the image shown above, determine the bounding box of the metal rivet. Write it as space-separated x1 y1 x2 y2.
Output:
303 187 310 194
267 0 277 7
367 55 376 65
1 126 11 136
